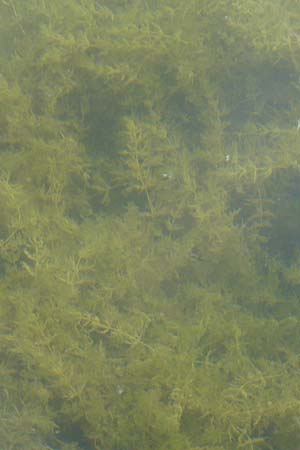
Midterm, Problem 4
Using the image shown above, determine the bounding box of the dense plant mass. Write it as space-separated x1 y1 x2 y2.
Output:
1 1 300 449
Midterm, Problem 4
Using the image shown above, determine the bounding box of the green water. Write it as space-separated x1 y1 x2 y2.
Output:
1 1 300 449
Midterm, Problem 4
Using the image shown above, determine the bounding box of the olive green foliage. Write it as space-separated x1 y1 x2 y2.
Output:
1 1 300 449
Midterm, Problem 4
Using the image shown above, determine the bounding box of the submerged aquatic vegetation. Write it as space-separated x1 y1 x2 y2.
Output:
1 1 300 449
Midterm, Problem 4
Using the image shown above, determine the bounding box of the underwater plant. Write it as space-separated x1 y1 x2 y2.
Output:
1 1 300 450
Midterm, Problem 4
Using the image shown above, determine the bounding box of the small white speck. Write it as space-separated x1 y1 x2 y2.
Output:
116 384 125 395
225 154 230 163
162 172 172 180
